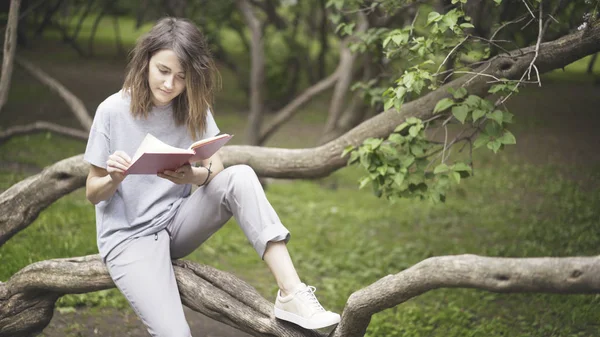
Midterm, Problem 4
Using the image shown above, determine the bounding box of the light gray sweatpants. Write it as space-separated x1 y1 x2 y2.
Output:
105 165 290 337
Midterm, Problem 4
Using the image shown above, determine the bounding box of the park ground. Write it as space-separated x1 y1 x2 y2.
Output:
1 38 600 336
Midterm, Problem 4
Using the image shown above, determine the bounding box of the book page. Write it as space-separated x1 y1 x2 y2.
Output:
132 134 192 162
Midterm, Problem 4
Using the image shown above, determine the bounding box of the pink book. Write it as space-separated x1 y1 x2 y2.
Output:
126 133 233 175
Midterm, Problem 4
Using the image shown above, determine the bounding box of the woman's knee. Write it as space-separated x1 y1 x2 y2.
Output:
224 164 258 185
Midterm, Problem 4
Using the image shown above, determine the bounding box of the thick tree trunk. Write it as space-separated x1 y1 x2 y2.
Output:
0 0 21 113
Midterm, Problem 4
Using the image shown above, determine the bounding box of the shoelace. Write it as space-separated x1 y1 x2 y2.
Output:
298 286 325 312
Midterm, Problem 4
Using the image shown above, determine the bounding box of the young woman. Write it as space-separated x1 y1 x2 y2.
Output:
84 17 340 336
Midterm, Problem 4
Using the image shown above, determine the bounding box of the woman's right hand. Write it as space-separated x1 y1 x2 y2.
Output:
106 151 132 183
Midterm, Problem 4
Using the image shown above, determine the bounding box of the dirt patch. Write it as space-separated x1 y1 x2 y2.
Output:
42 307 252 337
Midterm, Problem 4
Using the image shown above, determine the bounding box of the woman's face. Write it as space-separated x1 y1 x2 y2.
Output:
148 49 186 106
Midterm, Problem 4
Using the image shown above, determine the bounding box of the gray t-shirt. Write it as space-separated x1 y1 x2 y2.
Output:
84 91 220 260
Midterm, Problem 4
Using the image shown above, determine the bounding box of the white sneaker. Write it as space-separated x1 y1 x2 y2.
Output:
274 283 341 330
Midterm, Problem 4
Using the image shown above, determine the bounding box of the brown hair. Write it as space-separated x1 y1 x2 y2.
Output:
123 17 220 139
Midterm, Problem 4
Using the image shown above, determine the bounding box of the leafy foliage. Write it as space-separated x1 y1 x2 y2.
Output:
328 0 600 202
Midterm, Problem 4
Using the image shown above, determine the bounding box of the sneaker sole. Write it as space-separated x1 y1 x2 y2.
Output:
274 307 340 330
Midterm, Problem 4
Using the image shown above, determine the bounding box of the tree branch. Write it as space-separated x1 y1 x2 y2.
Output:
334 254 600 337
2 253 599 337
0 255 325 337
16 58 93 131
0 121 89 144
321 12 369 141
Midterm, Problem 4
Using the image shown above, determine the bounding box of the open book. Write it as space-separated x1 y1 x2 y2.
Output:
126 133 233 175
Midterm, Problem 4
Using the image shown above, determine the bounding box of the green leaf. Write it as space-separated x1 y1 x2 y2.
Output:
395 86 407 100
453 162 471 172
452 105 469 124
410 143 425 156
394 122 409 133
460 23 475 29
364 138 384 150
433 98 455 113
488 84 505 94
464 95 482 107
502 111 515 124
452 171 461 184
403 72 416 89
401 155 415 168
427 12 443 25
409 125 419 137
487 110 504 125
472 109 486 122
452 87 468 99
384 98 395 111
474 134 489 149
499 130 516 144
434 163 450 174
487 140 502 153
485 121 503 136
359 176 371 189
341 145 355 158
393 173 405 188
442 9 460 29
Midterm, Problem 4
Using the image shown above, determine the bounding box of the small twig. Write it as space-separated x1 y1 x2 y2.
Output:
409 8 419 39
490 14 528 41
521 0 536 19
437 35 469 75
455 65 498 83
521 17 536 30
527 2 543 86
470 36 513 56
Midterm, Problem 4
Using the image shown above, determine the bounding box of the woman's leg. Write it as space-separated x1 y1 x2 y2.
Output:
167 164 339 329
263 241 302 296
167 164 289 259
105 230 191 337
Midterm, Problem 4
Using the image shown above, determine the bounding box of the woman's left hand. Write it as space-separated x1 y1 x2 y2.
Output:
158 164 198 185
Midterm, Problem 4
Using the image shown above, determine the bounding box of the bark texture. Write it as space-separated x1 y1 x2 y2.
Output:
333 255 600 337
1 254 598 337
0 156 88 247
0 255 325 337
0 0 21 113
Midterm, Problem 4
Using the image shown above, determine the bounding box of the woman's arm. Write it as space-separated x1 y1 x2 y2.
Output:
86 165 122 205
158 151 224 186
86 151 131 204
